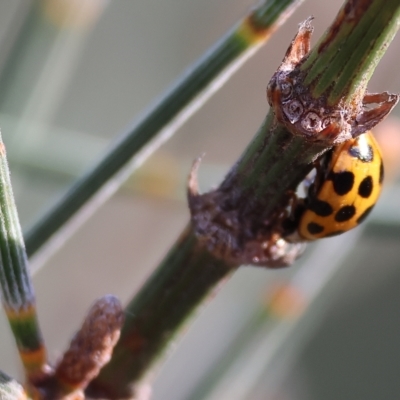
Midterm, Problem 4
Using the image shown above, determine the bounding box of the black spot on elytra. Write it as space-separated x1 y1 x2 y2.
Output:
335 205 356 222
379 160 384 184
307 222 324 235
358 176 373 198
356 205 374 224
348 143 374 162
328 171 355 195
308 199 333 216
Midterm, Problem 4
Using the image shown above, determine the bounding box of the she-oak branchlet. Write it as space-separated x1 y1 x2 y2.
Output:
188 18 398 268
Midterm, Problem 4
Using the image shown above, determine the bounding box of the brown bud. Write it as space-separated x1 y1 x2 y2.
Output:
55 295 124 391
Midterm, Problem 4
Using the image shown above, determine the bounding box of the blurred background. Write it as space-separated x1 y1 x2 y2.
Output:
0 1 399 399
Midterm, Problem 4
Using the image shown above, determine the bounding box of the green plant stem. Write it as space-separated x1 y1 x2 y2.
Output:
87 0 400 398
302 0 400 103
224 112 326 212
24 0 304 262
86 227 237 399
0 139 46 381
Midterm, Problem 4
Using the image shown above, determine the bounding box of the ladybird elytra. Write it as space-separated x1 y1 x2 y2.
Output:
298 131 383 240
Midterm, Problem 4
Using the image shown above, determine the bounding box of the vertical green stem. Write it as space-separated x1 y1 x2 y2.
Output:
0 138 47 382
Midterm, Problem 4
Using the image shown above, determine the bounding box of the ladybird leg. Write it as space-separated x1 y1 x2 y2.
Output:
311 158 325 194
302 158 323 198
287 190 297 207
351 91 399 137
277 190 297 226
268 193 294 231
280 191 305 237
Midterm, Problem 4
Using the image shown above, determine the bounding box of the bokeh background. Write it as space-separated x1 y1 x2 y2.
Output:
0 1 399 399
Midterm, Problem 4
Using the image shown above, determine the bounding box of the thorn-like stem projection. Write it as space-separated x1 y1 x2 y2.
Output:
188 122 309 267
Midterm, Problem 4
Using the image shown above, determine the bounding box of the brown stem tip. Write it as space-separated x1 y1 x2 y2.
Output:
55 295 124 392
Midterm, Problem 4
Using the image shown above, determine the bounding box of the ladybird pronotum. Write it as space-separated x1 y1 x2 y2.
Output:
298 131 384 240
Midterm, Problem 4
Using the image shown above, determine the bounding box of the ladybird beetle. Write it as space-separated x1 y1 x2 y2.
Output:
292 131 384 240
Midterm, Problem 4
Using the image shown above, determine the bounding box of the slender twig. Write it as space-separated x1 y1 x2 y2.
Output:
87 1 400 398
24 0 305 266
0 138 48 384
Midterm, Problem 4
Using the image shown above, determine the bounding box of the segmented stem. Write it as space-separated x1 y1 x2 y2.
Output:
0 138 47 382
